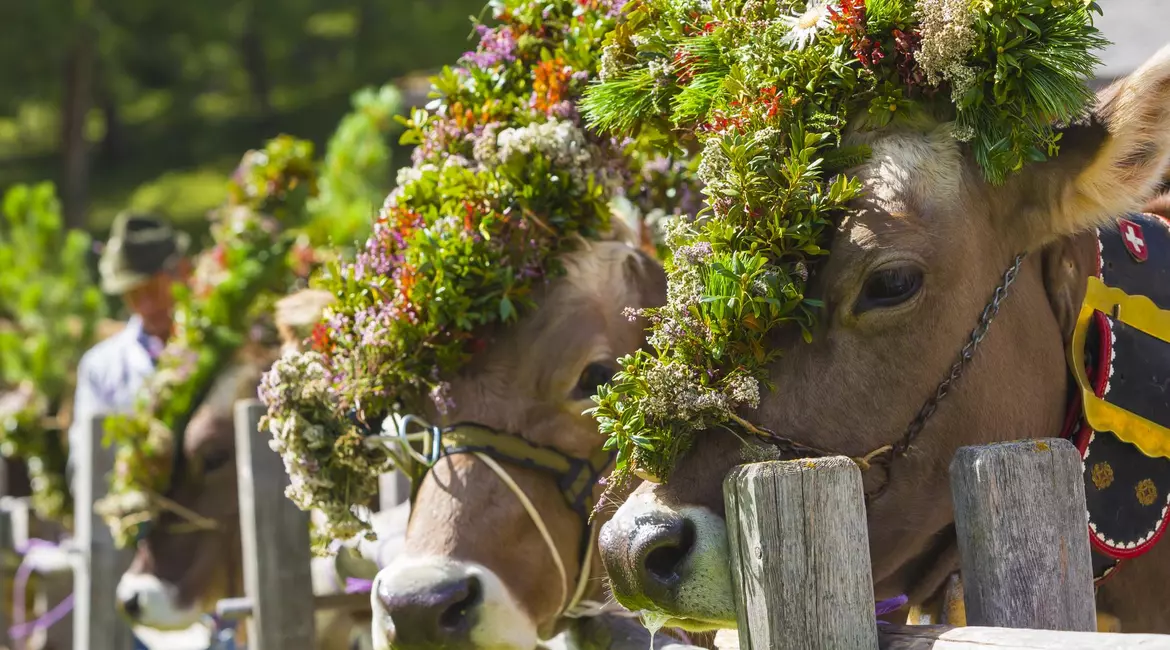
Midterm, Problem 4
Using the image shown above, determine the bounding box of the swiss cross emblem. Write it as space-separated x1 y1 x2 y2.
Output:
1120 219 1148 263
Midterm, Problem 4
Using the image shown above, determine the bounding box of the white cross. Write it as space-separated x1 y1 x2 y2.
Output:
1124 225 1145 253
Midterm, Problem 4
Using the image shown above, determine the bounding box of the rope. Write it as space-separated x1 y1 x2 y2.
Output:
473 452 571 612
9 538 75 642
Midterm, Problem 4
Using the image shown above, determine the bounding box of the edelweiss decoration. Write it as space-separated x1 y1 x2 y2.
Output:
99 136 318 548
260 0 701 548
584 0 1106 488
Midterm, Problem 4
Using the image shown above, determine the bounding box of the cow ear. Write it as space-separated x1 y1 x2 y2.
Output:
1006 45 1170 251
622 248 667 311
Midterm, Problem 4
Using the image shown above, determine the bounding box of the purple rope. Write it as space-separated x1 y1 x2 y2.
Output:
10 538 76 640
874 594 909 625
345 577 374 594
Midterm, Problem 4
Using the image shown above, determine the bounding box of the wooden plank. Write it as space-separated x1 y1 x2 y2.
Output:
878 624 1170 649
723 457 878 650
214 592 371 621
950 439 1096 631
73 415 135 650
235 399 316 650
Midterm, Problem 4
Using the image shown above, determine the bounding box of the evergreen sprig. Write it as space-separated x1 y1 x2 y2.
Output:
583 0 1105 490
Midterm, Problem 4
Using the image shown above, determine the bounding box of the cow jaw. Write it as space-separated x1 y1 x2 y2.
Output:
116 572 204 630
371 557 538 650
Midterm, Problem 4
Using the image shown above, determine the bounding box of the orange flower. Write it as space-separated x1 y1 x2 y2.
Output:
533 57 572 114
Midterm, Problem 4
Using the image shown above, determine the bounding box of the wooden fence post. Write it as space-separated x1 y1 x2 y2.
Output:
378 471 410 511
74 415 135 650
235 399 316 650
723 457 878 650
950 438 1096 631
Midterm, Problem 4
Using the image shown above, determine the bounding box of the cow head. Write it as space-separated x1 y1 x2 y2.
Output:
370 236 667 650
598 45 1170 628
114 292 329 630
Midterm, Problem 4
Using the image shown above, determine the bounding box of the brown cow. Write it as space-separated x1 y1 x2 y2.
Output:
597 45 1170 634
367 230 717 650
112 295 388 650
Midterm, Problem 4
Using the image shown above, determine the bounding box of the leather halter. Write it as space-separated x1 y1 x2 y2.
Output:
375 415 614 617
387 416 613 524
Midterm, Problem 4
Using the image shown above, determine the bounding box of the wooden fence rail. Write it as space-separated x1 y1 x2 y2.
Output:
722 438 1170 650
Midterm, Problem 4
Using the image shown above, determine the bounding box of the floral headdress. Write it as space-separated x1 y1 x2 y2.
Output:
260 0 701 547
99 136 318 547
584 0 1106 487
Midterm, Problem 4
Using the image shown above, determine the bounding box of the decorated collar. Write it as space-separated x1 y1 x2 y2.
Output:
1062 212 1170 584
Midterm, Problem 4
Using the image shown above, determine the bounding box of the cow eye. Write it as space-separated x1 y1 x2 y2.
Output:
571 363 616 400
855 266 924 314
202 449 233 473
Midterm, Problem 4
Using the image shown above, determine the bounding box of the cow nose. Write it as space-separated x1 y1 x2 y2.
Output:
600 509 696 604
376 575 481 647
120 593 142 620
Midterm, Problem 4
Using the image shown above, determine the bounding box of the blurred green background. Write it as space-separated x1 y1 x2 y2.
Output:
0 0 485 242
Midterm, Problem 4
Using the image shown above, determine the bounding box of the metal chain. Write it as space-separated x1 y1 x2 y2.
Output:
891 252 1027 458
744 252 1029 502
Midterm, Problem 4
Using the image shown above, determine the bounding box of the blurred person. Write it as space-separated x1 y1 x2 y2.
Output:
67 212 191 650
68 212 192 461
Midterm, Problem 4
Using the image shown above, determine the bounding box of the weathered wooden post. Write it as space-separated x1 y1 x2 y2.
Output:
235 399 316 650
74 415 135 650
950 438 1096 631
724 457 878 650
379 471 410 511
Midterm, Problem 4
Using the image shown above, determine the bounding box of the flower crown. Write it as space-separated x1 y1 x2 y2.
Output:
260 0 702 546
583 0 1107 487
99 136 318 548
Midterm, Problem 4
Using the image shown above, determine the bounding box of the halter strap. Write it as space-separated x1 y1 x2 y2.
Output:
375 415 614 619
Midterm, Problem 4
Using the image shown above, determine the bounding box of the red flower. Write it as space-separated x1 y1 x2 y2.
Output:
310 323 332 355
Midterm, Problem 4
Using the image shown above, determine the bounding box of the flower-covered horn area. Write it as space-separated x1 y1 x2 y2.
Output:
261 0 703 647
584 0 1105 489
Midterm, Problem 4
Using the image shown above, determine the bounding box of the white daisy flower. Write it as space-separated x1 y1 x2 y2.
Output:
778 0 836 51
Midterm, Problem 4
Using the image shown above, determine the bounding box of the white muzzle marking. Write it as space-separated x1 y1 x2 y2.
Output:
116 573 203 631
371 557 537 650
613 492 738 629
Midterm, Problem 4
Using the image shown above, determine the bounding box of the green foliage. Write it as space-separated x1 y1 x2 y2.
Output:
583 0 1105 488
99 135 318 547
0 182 105 521
305 84 402 250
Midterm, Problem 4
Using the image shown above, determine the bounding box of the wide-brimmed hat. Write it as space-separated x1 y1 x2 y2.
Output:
98 212 190 295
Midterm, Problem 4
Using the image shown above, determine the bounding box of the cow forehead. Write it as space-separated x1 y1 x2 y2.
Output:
851 129 967 212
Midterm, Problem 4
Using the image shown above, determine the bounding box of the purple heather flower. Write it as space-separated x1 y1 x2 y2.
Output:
461 25 518 69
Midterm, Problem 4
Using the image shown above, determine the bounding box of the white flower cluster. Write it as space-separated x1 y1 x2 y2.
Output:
261 350 374 545
915 0 979 127
495 119 599 191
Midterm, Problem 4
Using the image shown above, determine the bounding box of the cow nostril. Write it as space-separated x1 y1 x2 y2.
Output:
122 593 142 619
645 518 695 584
438 576 481 632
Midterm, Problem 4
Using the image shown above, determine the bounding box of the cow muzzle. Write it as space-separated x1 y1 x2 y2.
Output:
371 557 537 650
116 572 203 630
597 491 737 631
